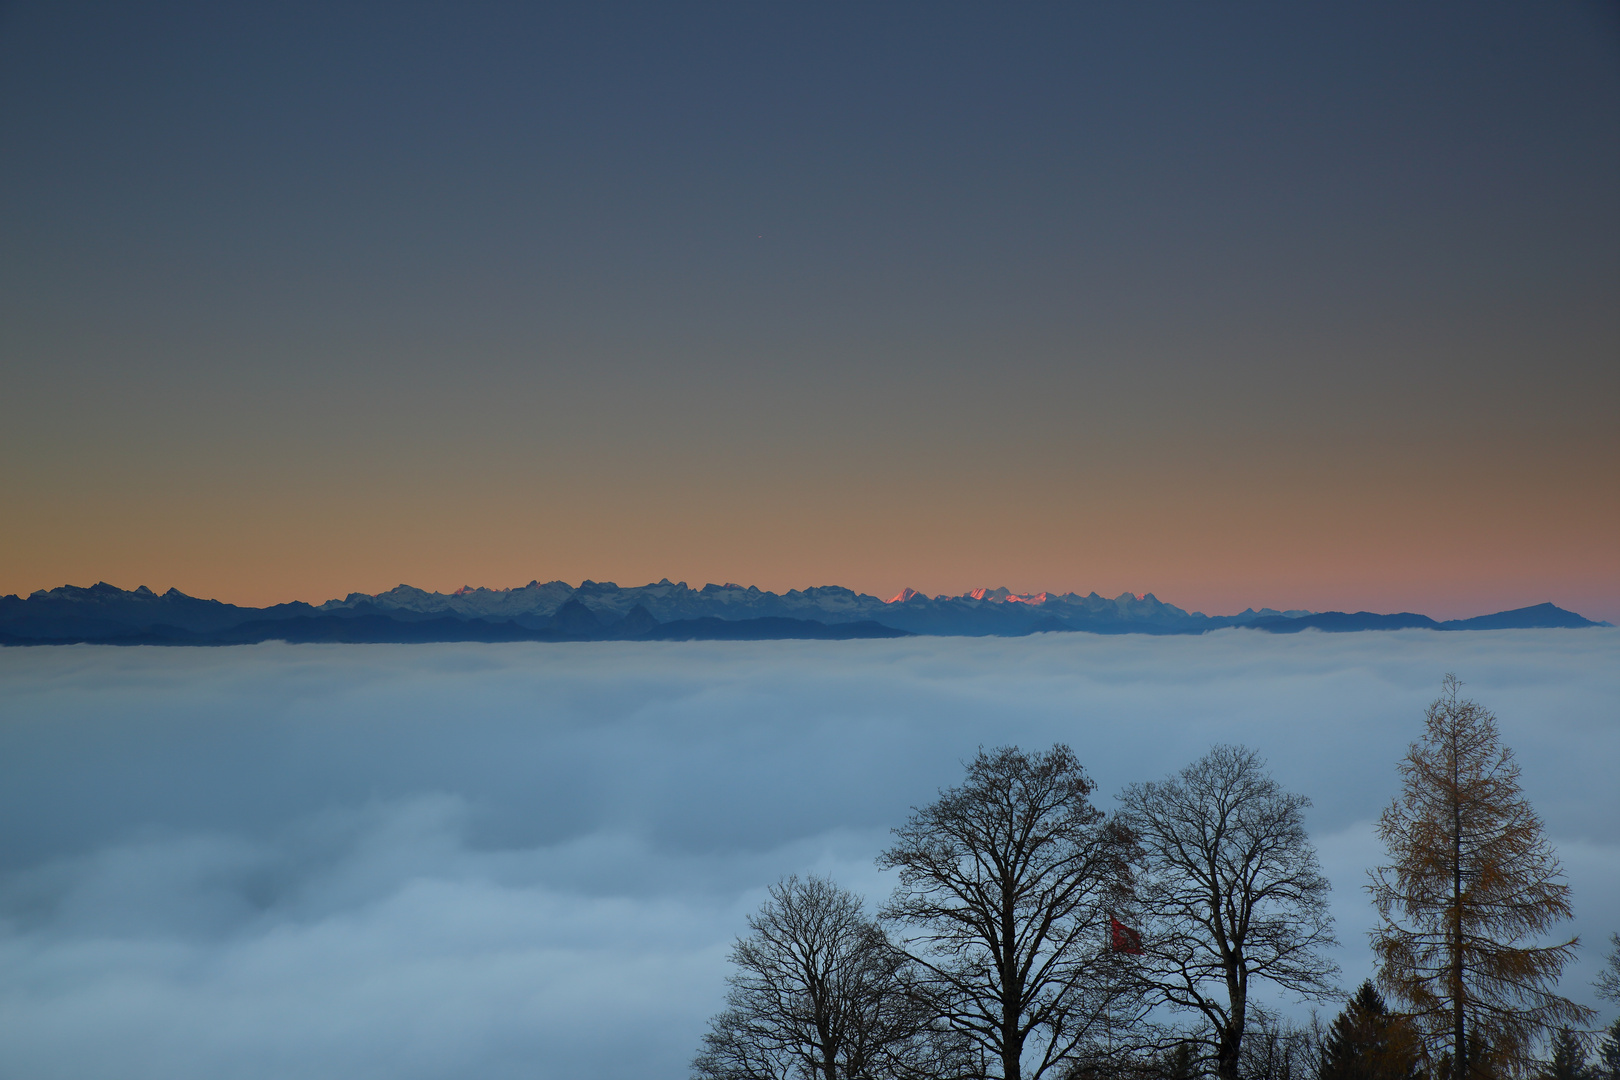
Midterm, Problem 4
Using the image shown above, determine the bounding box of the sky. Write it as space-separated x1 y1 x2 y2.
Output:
0 631 1615 1079
1 2 1617 620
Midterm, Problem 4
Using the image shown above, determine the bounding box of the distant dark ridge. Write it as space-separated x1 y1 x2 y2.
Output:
0 616 911 646
1240 602 1611 635
644 617 910 641
1246 611 1439 633
0 582 1605 645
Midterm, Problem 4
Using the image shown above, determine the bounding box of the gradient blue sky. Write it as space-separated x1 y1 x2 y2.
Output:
2 2 1616 618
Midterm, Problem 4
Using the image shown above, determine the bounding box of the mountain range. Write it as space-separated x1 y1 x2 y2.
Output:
0 581 1606 645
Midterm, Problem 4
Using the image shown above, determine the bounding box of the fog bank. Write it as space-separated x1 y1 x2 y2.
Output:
0 630 1615 1078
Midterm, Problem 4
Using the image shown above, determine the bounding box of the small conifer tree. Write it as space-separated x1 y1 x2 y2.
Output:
1319 981 1423 1080
1161 1042 1198 1080
1593 1018 1620 1080
1542 1028 1589 1080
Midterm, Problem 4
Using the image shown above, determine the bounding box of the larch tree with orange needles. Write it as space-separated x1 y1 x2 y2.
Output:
1368 675 1593 1080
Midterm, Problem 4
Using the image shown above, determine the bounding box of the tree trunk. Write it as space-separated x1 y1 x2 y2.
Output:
1216 1022 1243 1080
1216 946 1247 1080
1002 900 1022 1080
820 1012 838 1080
1002 996 1022 1080
1452 732 1467 1080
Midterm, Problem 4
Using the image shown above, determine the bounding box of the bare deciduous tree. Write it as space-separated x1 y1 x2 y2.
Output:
1369 675 1593 1079
877 744 1141 1080
1237 1010 1318 1080
693 875 949 1080
1116 744 1339 1080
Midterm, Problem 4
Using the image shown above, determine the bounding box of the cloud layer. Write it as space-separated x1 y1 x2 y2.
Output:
0 630 1615 1077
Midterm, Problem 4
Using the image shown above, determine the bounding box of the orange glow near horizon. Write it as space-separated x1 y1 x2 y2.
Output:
5 478 1615 624
2 6 1613 626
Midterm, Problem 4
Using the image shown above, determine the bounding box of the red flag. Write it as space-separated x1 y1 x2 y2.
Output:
1110 916 1144 955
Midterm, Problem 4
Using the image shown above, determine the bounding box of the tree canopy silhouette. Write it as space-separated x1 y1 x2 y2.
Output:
878 745 1140 1080
1118 744 1338 1080
692 875 953 1080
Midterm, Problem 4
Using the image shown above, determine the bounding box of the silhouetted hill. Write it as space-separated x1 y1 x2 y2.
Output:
1438 602 1603 630
610 604 661 639
543 598 599 638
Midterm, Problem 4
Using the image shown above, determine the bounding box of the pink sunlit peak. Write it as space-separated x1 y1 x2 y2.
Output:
966 587 1049 605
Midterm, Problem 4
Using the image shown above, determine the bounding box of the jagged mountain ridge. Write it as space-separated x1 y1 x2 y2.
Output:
317 578 1226 630
0 580 1606 645
320 579 898 625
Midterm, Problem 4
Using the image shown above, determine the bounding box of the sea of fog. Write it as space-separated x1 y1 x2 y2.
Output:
0 629 1615 1079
